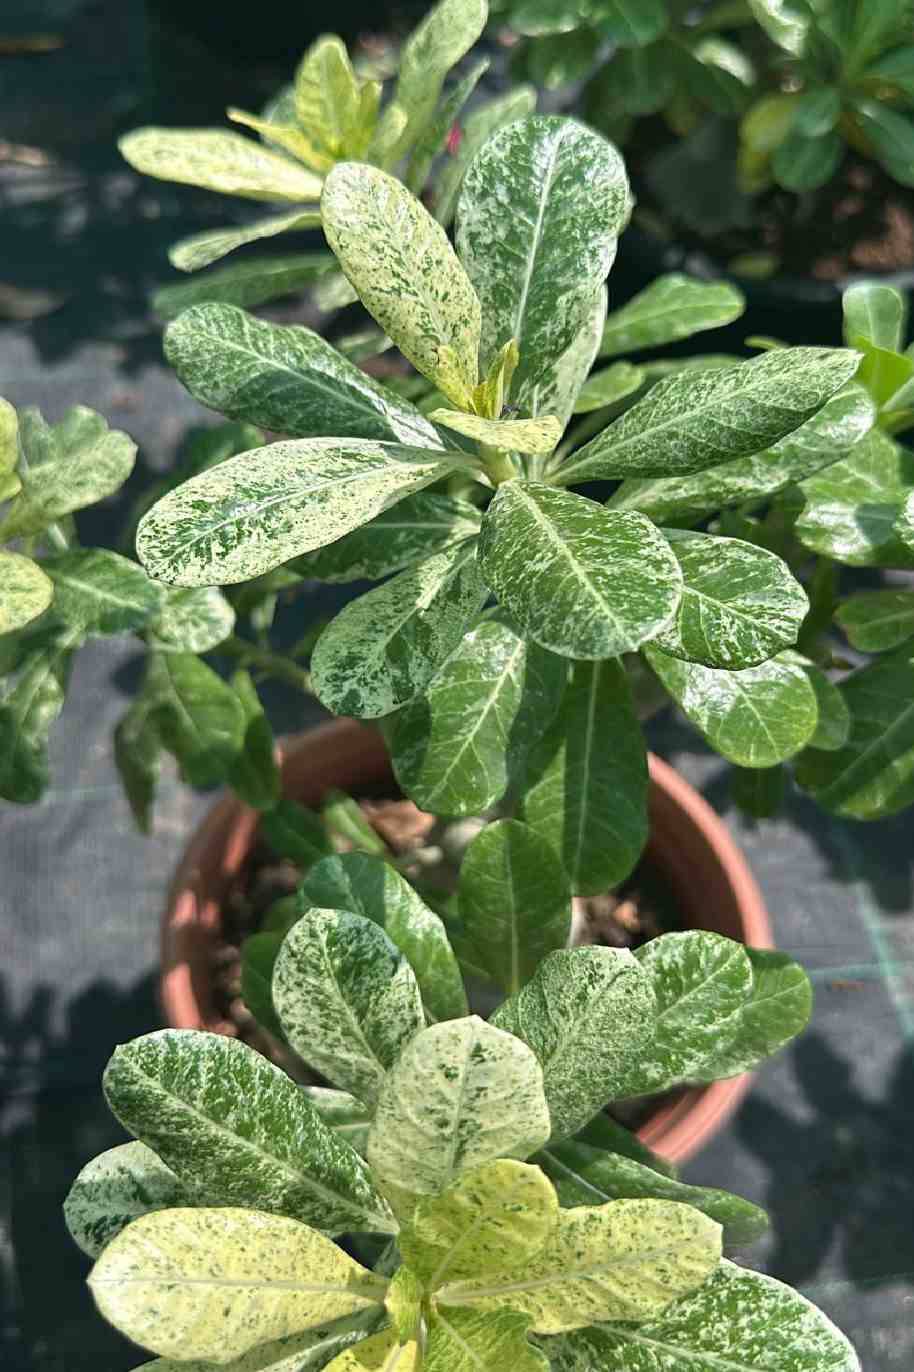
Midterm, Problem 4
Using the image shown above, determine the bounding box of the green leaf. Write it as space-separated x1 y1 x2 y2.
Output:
0 551 52 633
402 1159 559 1289
293 36 361 160
405 57 490 196
561 349 860 483
300 1087 373 1157
322 163 481 407
0 396 18 500
538 1143 768 1245
298 852 468 1023
479 482 682 659
169 209 322 273
272 908 425 1105
119 128 323 202
649 531 808 670
521 659 648 894
426 1307 548 1372
0 625 76 803
792 655 851 752
324 1328 420 1371
526 289 607 435
260 798 331 866
843 281 908 352
366 1017 551 1217
572 362 645 414
854 99 914 187
292 493 481 584
147 586 235 653
793 86 842 138
64 1142 196 1258
746 0 811 54
732 764 786 819
240 931 285 1040
795 429 914 568
388 0 488 160
429 410 562 456
796 644 914 818
491 947 655 1141
146 652 244 787
153 253 336 319
140 1319 383 1372
457 115 630 404
0 406 136 540
114 694 163 834
836 588 914 652
322 790 388 857
644 646 820 767
136 438 462 588
550 1259 861 1371
599 276 744 359
164 304 443 449
697 947 812 1079
103 1029 395 1234
88 1207 387 1363
390 611 566 817
438 1198 721 1332
772 128 842 192
510 0 590 37
865 44 914 99
592 0 668 46
572 1112 677 1179
43 549 164 637
227 669 282 811
311 539 486 719
434 86 538 228
458 819 571 995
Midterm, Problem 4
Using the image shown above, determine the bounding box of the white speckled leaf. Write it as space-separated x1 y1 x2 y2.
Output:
164 305 442 449
438 1198 721 1332
795 430 914 567
366 1017 551 1217
272 908 425 1106
169 210 322 273
572 362 644 415
478 482 682 659
102 1029 395 1235
425 1306 549 1372
795 645 914 818
608 382 876 524
599 275 744 358
562 349 860 483
0 395 17 489
140 1317 383 1372
390 0 488 160
843 281 907 352
434 86 538 228
549 1258 861 1371
0 551 52 634
135 439 461 587
644 646 819 767
428 410 562 456
323 1328 419 1371
300 1088 372 1158
0 624 75 804
292 493 480 584
119 128 323 202
649 531 808 670
64 1142 197 1258
145 652 244 787
529 289 607 432
520 659 649 894
147 586 236 653
88 1207 387 1363
299 853 467 1023
696 947 812 1080
491 947 655 1141
835 588 914 653
458 819 571 995
390 611 567 817
456 115 630 402
896 490 914 550
311 539 486 718
322 164 481 405
43 549 164 637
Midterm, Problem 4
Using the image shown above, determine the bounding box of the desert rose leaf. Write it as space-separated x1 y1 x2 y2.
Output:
795 430 914 568
114 696 163 834
272 907 425 1105
537 1141 768 1245
119 128 323 202
240 931 285 1040
649 531 808 670
299 852 468 1022
897 489 914 551
529 289 607 431
425 1306 549 1372
136 439 463 587
323 1327 420 1371
145 652 245 786
492 947 655 1140
836 588 914 652
147 586 235 653
139 1317 383 1372
389 0 488 159
438 1198 721 1332
403 1160 557 1292
0 406 136 540
428 410 562 456
795 645 914 818
366 1017 551 1217
732 764 786 819
293 35 361 159
311 539 486 718
169 209 322 273
322 790 388 857
592 0 668 46
521 659 648 893
64 1142 198 1258
0 625 77 803
88 1207 387 1363
434 86 537 227
479 482 682 659
164 305 443 449
102 1029 395 1233
458 819 571 995
292 493 480 584
259 798 332 867
600 275 744 359
788 654 851 752
843 281 908 352
549 1258 860 1371
0 395 17 484
322 163 481 406
608 381 876 523
153 253 336 319
572 362 645 414
573 1112 678 1178
390 610 567 817
301 1087 373 1157
0 551 52 633
404 56 490 196
697 947 812 1079
457 115 630 401
644 647 819 767
43 549 164 637
562 348 860 483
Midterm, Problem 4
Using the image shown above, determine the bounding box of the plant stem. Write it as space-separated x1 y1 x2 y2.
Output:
479 444 518 486
221 634 312 692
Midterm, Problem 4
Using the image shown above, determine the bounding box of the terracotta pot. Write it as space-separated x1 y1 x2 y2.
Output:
162 718 773 1165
